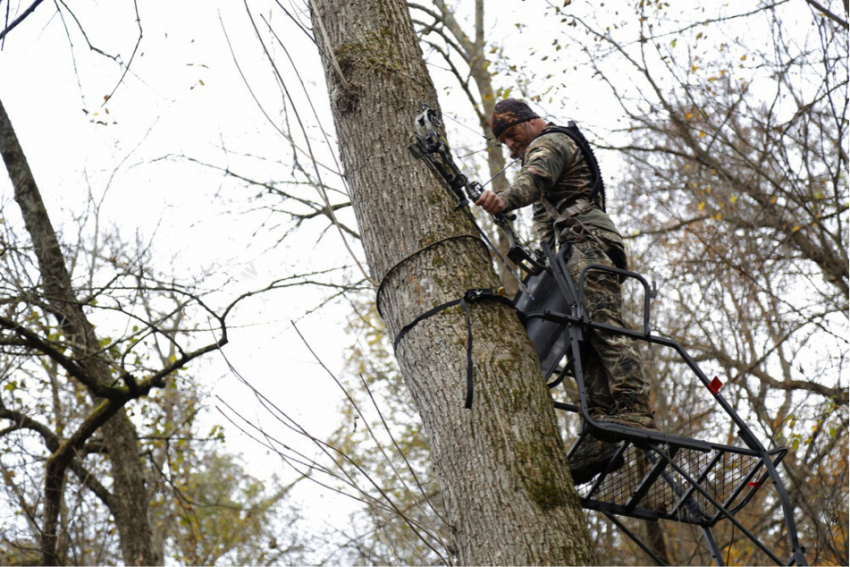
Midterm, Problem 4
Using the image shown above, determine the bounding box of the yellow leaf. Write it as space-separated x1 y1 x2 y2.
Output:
708 76 717 82
699 131 706 137
199 79 205 86
770 196 777 204
792 225 800 232
691 65 699 72
685 113 693 119
698 201 705 211
716 213 722 220
705 187 712 194
741 54 747 61
730 195 738 203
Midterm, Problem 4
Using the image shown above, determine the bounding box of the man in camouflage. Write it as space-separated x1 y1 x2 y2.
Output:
475 98 657 485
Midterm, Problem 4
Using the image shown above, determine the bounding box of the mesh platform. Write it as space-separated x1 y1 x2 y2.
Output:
574 439 787 527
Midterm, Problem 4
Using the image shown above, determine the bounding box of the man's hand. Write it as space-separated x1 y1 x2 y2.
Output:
475 190 507 215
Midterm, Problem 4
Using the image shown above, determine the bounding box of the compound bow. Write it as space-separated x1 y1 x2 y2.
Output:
407 103 545 285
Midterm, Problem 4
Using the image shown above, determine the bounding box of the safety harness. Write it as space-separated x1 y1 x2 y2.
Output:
540 123 607 212
536 123 610 250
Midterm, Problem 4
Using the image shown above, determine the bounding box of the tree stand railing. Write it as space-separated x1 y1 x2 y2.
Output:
513 243 808 566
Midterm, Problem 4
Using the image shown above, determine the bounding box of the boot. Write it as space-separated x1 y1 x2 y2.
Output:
599 396 658 431
569 435 625 485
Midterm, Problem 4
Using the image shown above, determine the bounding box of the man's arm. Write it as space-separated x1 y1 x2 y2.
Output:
475 135 570 214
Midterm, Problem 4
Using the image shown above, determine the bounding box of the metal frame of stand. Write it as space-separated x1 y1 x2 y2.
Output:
513 243 808 566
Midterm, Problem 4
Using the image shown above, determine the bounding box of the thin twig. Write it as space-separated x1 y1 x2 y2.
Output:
243 0 377 287
101 0 142 105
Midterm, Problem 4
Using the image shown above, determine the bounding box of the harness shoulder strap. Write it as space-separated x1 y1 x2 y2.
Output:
540 197 592 229
539 122 606 212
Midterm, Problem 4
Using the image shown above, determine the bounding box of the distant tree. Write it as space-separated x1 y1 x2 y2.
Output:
0 98 299 565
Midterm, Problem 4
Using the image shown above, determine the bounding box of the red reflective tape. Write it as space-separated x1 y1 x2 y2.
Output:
708 376 723 394
748 481 761 488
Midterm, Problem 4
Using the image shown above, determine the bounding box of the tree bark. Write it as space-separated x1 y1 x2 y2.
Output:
0 98 160 566
309 1 595 564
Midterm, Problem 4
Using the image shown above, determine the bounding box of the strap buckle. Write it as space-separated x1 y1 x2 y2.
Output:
464 287 506 302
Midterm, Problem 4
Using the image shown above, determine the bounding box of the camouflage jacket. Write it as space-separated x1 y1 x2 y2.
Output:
497 123 624 253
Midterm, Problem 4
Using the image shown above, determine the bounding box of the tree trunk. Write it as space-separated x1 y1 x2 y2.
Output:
0 98 160 566
309 1 595 564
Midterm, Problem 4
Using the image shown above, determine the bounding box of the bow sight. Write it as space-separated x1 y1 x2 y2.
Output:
407 102 545 276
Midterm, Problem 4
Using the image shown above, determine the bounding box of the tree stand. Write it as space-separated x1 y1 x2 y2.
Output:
514 243 808 566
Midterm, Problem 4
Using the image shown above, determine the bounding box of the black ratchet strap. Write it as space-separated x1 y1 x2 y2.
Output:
392 288 515 409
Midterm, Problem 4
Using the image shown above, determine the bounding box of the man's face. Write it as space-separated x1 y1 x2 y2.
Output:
498 121 538 160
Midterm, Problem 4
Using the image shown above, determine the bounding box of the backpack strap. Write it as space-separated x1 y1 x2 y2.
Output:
540 196 610 251
540 196 592 230
539 121 606 212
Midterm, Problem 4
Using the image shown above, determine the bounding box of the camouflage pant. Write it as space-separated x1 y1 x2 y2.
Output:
565 239 650 418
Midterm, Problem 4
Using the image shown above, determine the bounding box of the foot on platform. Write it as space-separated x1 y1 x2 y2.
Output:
569 435 625 485
595 397 658 440
598 412 658 431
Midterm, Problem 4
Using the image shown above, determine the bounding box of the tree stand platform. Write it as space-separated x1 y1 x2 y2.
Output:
513 243 808 566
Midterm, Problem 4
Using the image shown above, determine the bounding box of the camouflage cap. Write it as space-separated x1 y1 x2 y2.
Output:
491 98 540 139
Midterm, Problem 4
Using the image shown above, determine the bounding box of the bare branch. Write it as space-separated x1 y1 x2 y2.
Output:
0 0 46 43
803 0 850 29
101 0 142 105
